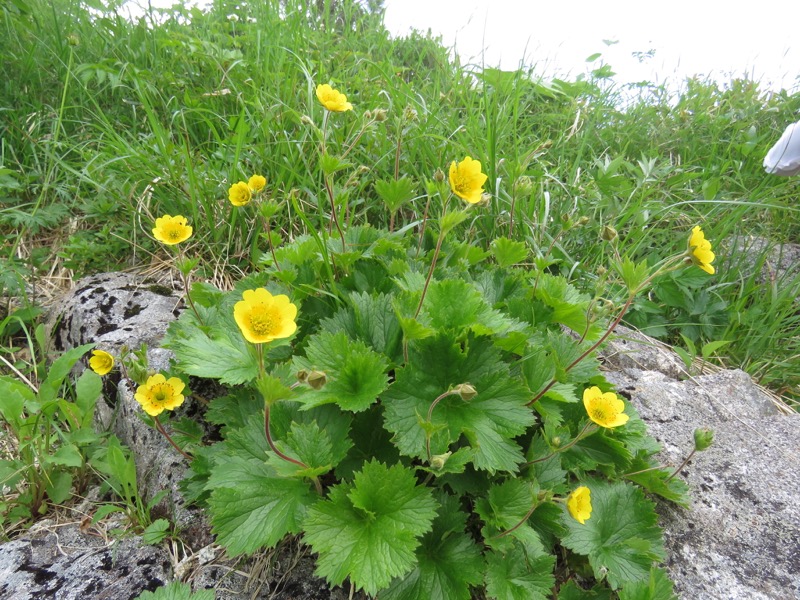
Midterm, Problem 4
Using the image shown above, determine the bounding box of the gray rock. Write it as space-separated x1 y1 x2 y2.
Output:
0 522 172 599
606 366 800 599
45 271 183 358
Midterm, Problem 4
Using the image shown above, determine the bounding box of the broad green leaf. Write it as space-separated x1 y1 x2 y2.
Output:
319 153 351 176
475 479 544 553
561 481 665 589
525 434 567 494
135 581 214 600
204 388 263 434
383 336 535 472
303 461 438 596
565 430 632 471
46 444 84 468
293 331 389 412
535 274 600 337
375 177 415 213
142 518 171 545
45 470 73 504
491 237 529 267
617 257 650 294
320 292 403 359
39 343 95 404
0 375 33 432
267 421 336 478
207 454 315 556
558 580 613 600
336 405 400 480
270 403 353 469
382 493 483 600
484 541 556 600
439 210 469 234
617 567 677 600
74 369 102 428
163 317 260 385
623 458 690 507
423 279 513 336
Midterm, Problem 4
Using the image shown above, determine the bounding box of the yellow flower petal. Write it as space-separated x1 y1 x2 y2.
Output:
567 486 592 524
687 226 715 275
152 215 193 245
134 373 186 416
248 174 267 192
583 386 629 428
316 83 353 112
234 288 298 345
449 156 488 204
228 181 252 207
89 349 115 376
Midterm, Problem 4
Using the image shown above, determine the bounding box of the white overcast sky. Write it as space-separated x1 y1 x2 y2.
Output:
383 0 800 92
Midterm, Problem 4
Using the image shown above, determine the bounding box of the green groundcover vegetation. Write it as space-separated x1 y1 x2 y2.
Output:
1 0 798 598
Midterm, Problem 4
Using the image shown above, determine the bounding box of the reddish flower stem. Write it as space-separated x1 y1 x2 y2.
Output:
154 415 192 460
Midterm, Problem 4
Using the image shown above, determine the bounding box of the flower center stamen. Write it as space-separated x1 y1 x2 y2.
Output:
249 309 276 336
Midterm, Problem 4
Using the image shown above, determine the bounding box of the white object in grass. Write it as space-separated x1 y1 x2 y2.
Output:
763 120 800 176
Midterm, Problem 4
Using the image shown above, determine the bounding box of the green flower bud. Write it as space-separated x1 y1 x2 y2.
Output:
296 369 309 383
67 34 80 47
693 428 714 451
453 383 477 401
307 370 327 390
433 168 445 183
430 451 452 470
576 216 590 227
372 108 388 122
514 176 533 195
601 225 618 242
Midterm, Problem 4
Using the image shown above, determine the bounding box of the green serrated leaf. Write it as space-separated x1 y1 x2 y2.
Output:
268 421 335 478
617 257 650 294
206 454 316 556
163 316 260 385
617 566 677 600
320 292 403 359
382 493 483 600
293 331 389 412
142 518 171 545
375 177 415 213
320 153 352 176
557 579 613 600
439 210 469 234
383 336 535 472
476 479 543 553
484 541 556 600
135 581 215 600
303 461 438 596
623 458 690 507
423 279 513 336
491 237 529 267
561 480 665 589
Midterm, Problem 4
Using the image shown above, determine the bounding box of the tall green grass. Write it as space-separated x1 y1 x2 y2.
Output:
2 0 799 402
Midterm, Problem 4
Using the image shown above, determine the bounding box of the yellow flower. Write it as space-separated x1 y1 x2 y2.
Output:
152 215 192 245
234 288 298 344
583 386 629 428
134 373 186 417
248 174 267 192
449 156 488 204
228 181 252 207
687 225 715 275
567 486 592 524
316 83 353 112
89 349 114 376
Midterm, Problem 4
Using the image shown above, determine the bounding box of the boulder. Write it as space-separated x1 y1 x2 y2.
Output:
11 274 797 599
603 328 800 599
